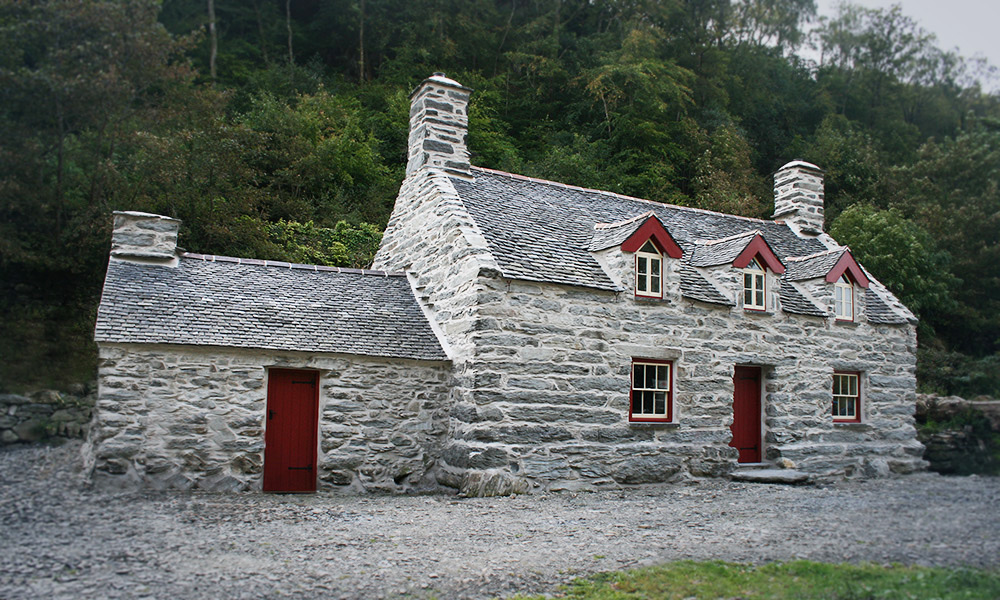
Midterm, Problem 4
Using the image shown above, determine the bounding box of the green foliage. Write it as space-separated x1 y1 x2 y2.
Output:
512 560 1000 600
253 218 383 268
2 0 1000 392
829 205 955 321
917 347 1000 399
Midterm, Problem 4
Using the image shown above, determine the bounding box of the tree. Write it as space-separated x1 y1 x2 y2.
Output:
893 125 1000 357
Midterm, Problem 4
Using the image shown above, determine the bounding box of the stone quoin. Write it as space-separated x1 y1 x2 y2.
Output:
87 74 925 495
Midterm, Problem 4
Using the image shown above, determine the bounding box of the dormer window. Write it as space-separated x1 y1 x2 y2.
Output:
743 257 766 310
835 274 854 321
635 240 662 298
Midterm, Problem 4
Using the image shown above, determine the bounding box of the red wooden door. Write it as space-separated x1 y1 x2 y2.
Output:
730 366 762 463
263 369 319 492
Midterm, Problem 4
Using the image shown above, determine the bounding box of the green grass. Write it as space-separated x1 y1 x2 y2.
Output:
511 560 1000 599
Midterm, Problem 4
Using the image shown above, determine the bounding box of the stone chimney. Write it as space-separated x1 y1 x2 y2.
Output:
110 211 180 265
407 72 473 178
772 160 824 235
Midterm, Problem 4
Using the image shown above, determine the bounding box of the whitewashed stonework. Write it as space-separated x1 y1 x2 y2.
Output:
90 73 924 495
86 345 451 492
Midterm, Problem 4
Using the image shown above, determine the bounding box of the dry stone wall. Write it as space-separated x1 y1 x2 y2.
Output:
441 270 924 492
86 344 452 492
0 388 93 445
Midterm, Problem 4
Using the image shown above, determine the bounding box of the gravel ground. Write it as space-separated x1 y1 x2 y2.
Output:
1 443 998 599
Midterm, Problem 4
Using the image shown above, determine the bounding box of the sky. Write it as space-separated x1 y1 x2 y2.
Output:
812 0 1000 72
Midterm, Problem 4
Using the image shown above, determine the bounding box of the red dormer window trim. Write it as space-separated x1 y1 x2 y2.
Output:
825 250 870 288
621 216 683 259
731 234 785 274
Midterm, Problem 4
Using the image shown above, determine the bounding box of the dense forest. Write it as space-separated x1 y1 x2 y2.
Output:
1 0 998 396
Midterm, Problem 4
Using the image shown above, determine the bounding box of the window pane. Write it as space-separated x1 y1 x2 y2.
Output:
651 276 660 294
656 366 670 390
654 392 666 415
633 364 643 389
637 257 647 275
744 273 752 288
833 376 841 395
849 376 857 395
640 240 657 254
632 392 641 414
645 366 656 389
755 289 764 307
637 276 647 292
643 391 654 414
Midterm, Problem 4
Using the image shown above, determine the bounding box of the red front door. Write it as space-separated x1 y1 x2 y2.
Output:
263 369 319 492
730 366 762 463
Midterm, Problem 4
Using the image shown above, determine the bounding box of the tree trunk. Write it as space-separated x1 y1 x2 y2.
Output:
252 0 270 64
358 0 365 83
286 0 294 64
207 0 217 81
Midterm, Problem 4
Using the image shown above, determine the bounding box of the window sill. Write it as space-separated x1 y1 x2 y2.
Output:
634 296 670 303
629 421 680 429
834 319 859 327
741 309 774 316
833 421 869 430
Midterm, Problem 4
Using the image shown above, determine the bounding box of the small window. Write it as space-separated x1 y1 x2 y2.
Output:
630 359 673 422
832 371 861 423
835 274 854 321
635 240 662 298
743 257 766 310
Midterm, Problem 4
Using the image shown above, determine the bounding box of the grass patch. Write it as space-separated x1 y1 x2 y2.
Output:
512 560 1000 599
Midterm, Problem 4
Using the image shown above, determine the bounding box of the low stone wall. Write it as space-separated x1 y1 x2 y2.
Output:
916 394 1000 475
0 387 94 445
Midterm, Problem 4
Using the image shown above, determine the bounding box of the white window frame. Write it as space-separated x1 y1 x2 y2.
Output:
630 359 673 422
743 257 766 310
835 274 854 321
635 240 662 298
832 371 861 423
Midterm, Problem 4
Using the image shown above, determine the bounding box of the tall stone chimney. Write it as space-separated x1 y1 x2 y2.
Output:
407 72 473 178
110 211 180 265
772 160 824 235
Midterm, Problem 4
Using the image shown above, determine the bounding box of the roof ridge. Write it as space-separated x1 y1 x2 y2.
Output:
695 229 760 246
785 247 844 262
468 166 781 226
594 211 657 230
180 252 406 277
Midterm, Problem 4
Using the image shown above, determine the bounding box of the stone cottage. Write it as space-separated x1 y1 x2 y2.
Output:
87 73 925 494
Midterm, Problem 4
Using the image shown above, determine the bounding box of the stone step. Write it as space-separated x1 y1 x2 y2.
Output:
730 469 812 485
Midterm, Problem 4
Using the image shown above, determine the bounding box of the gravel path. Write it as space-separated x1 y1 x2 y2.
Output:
1 443 998 599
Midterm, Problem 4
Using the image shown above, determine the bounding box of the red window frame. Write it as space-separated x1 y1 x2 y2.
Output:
629 358 673 422
832 370 861 423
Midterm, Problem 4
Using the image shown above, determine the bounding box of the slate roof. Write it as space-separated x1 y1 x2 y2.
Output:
680 266 735 306
785 248 844 281
865 289 909 324
779 282 828 317
95 255 448 361
452 168 829 292
589 212 655 252
688 231 759 267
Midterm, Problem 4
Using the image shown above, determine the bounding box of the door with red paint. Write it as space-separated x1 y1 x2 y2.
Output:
263 369 319 492
730 366 762 463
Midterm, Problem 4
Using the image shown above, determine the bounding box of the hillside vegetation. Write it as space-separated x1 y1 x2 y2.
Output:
1 0 997 394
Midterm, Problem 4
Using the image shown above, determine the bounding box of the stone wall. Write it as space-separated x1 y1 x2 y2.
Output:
0 387 94 445
441 267 924 492
86 344 452 492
